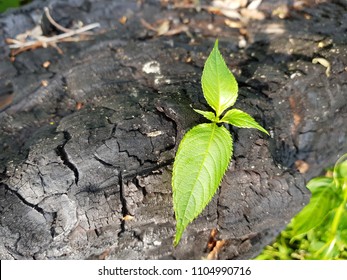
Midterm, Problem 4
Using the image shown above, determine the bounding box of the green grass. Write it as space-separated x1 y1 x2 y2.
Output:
0 0 31 13
255 154 347 260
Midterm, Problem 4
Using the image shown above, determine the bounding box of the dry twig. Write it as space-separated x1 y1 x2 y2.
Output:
43 7 73 33
5 7 100 57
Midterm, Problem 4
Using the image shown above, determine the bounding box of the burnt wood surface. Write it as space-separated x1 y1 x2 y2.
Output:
0 0 346 259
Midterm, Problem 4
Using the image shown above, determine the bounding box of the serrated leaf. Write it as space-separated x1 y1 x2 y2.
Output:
220 108 269 135
172 123 232 245
201 40 238 117
193 108 218 122
291 178 342 236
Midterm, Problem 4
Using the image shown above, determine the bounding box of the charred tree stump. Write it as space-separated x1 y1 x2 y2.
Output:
0 0 346 259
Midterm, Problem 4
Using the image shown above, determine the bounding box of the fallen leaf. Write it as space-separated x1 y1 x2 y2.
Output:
312 57 331 77
207 240 226 260
238 35 247 48
224 19 243 29
303 13 312 20
41 80 48 87
146 131 164 137
207 228 218 251
272 5 290 19
247 0 263 10
295 160 310 174
141 18 168 35
185 56 192 63
208 6 241 19
42 60 51 68
119 16 127 25
240 8 266 20
317 39 332 49
15 25 43 42
141 18 187 37
122 215 135 221
156 20 170 36
212 0 242 10
163 25 188 36
263 23 285 34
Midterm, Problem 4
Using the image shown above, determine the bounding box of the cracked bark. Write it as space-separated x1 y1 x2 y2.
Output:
55 131 79 185
0 0 346 259
1 183 46 218
118 171 128 236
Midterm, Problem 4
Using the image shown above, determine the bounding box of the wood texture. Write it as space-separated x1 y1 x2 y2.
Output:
0 0 346 259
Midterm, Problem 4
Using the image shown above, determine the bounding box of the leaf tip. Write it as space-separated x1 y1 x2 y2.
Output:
214 38 219 48
261 127 270 136
173 225 184 247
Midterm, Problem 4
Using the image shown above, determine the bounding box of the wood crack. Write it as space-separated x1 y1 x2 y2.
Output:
55 131 79 185
1 183 46 217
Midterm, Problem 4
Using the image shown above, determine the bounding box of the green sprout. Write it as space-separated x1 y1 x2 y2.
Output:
172 40 269 246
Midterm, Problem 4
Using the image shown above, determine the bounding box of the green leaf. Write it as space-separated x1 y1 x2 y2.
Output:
291 179 342 236
336 160 347 179
201 40 238 117
220 109 269 135
306 177 335 189
333 157 347 188
308 240 326 255
193 109 218 122
337 229 347 249
338 210 347 231
172 123 232 245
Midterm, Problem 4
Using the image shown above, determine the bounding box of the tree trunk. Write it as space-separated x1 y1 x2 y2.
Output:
0 0 346 259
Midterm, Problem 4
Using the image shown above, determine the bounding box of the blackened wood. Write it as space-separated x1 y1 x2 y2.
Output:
0 0 346 259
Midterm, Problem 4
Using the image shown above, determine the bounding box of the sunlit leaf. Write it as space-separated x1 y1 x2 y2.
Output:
220 108 269 135
172 39 269 246
337 229 347 249
333 157 347 188
172 123 232 245
201 40 238 117
256 154 347 259
193 108 218 122
291 179 341 236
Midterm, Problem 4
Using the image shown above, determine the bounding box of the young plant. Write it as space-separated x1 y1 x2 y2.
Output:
172 40 269 246
256 154 347 260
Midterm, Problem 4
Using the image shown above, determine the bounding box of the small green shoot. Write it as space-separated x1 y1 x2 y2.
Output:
172 40 269 246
